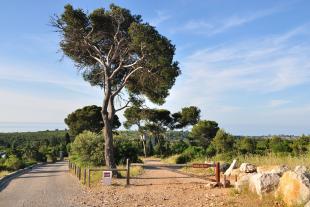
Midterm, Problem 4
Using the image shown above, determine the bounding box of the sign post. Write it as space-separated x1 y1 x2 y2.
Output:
102 171 112 185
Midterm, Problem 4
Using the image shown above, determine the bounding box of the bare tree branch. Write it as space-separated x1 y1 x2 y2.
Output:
115 99 131 112
111 66 143 97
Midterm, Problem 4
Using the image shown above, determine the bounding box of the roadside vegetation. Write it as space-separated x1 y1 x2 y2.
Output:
0 130 70 174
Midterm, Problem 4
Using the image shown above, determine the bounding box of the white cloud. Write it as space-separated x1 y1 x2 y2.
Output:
149 10 171 27
161 25 310 134
269 99 291 107
172 6 285 35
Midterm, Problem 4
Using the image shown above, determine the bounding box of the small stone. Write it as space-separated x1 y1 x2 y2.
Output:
240 163 257 173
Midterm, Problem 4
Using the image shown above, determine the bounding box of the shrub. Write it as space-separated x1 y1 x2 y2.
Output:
212 129 235 154
46 154 57 163
170 140 189 154
176 154 191 164
183 146 205 158
114 139 141 164
206 144 216 157
213 152 236 163
70 131 104 166
4 155 24 170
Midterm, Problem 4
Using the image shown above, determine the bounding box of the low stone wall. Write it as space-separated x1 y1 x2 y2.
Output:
0 162 45 191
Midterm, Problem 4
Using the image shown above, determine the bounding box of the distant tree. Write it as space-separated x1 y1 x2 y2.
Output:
64 132 71 145
255 139 269 154
65 105 121 137
124 106 199 156
236 137 256 154
290 135 310 156
269 136 291 154
172 106 200 129
53 4 180 168
211 129 235 154
189 120 219 147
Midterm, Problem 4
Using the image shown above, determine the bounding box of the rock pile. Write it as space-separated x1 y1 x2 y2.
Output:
230 162 310 206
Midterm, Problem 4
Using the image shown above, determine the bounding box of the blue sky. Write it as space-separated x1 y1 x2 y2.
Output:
0 0 309 135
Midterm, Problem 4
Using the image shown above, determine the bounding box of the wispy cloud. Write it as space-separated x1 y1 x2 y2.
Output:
172 6 285 35
181 25 310 94
162 25 310 134
149 10 172 27
269 99 291 107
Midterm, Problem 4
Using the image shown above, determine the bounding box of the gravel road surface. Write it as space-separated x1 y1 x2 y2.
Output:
0 161 82 207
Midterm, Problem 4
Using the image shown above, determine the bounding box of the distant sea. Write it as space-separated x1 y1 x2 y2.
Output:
0 122 67 132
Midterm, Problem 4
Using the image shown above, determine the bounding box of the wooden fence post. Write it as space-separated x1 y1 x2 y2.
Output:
77 166 81 180
215 162 220 184
88 169 90 187
126 158 130 186
84 168 87 184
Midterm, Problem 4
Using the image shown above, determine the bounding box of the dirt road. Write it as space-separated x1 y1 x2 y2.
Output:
0 161 82 207
81 158 233 207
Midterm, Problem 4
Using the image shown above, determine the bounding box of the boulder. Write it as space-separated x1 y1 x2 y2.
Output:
294 166 308 175
224 159 237 176
235 173 254 192
230 169 241 177
257 165 288 176
249 173 280 197
276 170 310 206
305 200 310 207
240 163 257 173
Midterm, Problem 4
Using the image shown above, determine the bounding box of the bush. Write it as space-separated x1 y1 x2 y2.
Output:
206 144 216 157
70 131 104 166
4 155 24 170
170 140 189 154
183 146 205 158
114 139 141 164
46 154 57 163
213 152 236 163
211 129 235 154
176 154 191 164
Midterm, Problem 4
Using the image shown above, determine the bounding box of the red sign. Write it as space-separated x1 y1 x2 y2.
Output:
192 163 213 168
104 172 111 177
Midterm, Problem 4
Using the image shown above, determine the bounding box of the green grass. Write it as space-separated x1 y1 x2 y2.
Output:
69 163 144 187
236 153 310 169
162 154 180 164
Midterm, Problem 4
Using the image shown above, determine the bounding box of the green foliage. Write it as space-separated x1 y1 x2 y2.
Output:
153 140 171 157
176 154 191 164
70 131 142 166
183 146 206 159
4 155 24 171
205 144 216 157
53 4 180 104
70 131 104 166
114 139 141 164
236 137 256 154
212 129 235 154
65 105 120 137
269 136 292 154
46 154 57 163
172 106 201 129
290 135 310 156
190 120 219 147
170 140 189 154
255 139 269 154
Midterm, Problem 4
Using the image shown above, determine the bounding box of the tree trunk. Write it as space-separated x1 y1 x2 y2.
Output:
103 115 116 169
102 85 117 170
